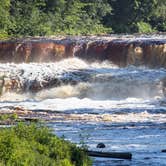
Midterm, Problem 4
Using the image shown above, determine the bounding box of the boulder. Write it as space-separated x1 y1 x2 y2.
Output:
96 143 106 148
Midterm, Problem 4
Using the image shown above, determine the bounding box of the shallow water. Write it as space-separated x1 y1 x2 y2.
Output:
0 58 166 165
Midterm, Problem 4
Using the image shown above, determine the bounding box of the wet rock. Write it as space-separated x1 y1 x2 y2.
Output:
161 149 166 153
3 77 21 93
144 157 150 160
131 123 135 127
0 36 166 67
96 143 106 148
162 78 166 97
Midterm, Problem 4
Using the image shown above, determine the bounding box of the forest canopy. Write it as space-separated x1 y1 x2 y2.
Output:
0 0 165 38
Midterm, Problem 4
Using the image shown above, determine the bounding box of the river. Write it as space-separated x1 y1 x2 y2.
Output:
0 57 166 165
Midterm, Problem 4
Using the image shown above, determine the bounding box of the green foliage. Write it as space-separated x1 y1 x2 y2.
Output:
0 31 9 40
9 0 50 36
150 0 166 31
104 0 158 33
0 114 18 121
0 0 165 37
0 0 11 37
5 0 112 36
0 123 91 166
136 22 154 33
0 0 10 28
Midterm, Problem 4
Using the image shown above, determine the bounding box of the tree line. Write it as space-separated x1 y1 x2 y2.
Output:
0 0 165 38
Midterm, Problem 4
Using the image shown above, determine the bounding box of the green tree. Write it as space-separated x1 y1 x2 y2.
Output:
9 0 51 36
105 0 157 33
0 0 11 38
150 0 166 31
1 0 165 38
80 0 112 34
7 0 112 36
62 0 85 34
43 0 66 34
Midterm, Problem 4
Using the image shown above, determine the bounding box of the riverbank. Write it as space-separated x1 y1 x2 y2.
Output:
0 122 91 166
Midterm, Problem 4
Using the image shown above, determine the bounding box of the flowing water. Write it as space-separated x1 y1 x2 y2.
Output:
0 58 166 165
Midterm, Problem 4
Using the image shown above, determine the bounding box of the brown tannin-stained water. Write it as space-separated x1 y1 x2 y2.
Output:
0 35 166 166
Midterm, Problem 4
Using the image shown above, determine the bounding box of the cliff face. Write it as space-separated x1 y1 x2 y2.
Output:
0 36 166 67
0 35 166 95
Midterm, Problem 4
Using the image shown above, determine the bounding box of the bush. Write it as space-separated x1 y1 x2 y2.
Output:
0 123 91 166
0 30 9 40
136 22 154 33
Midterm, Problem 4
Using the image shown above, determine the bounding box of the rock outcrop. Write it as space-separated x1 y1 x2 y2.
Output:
0 35 166 67
0 35 166 94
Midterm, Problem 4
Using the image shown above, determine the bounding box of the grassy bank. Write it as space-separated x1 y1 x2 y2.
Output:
0 123 91 166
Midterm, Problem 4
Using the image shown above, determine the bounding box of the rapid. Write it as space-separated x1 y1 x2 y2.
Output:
0 57 166 165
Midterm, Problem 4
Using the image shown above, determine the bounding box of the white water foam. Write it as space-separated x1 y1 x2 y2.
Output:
0 97 161 111
0 58 166 111
0 58 166 166
0 58 166 101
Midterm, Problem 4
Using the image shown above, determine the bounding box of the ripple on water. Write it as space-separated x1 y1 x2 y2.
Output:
0 58 166 166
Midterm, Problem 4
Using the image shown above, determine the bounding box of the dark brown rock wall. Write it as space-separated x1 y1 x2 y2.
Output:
0 37 166 67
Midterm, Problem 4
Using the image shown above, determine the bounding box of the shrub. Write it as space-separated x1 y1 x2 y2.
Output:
0 30 9 40
0 123 91 166
136 22 154 33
